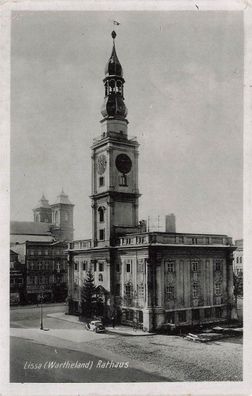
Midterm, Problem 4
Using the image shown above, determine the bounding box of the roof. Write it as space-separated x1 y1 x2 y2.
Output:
10 221 52 235
10 235 54 245
53 190 73 205
105 33 123 78
33 194 51 210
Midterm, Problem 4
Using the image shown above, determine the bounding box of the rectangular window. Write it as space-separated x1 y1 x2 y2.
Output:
192 260 199 272
119 174 127 186
125 310 134 321
99 177 104 187
74 263 78 271
236 257 239 263
204 308 212 318
99 229 105 240
126 263 131 273
137 284 144 298
166 312 175 324
215 307 223 318
99 262 104 272
178 311 186 323
192 309 200 321
192 283 199 298
137 259 144 272
93 262 97 272
215 283 222 296
125 284 132 298
166 261 175 273
82 261 86 271
215 260 222 272
138 310 143 324
166 286 174 300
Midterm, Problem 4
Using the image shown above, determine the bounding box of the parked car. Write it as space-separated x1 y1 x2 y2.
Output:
86 320 106 333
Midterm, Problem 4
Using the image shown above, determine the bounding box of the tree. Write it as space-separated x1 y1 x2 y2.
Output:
81 270 97 318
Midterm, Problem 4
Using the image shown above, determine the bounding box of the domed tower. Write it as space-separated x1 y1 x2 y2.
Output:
100 31 128 138
91 32 140 247
33 194 52 223
50 190 74 241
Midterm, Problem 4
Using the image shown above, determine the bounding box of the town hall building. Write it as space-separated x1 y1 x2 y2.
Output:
67 32 236 332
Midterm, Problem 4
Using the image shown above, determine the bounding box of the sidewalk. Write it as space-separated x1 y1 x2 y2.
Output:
47 312 155 336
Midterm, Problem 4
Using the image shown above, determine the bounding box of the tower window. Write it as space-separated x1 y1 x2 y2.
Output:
99 229 105 241
99 262 104 272
98 274 103 282
99 177 104 187
126 263 131 273
98 207 105 222
119 174 127 186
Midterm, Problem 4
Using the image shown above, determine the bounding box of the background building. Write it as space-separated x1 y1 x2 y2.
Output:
10 249 25 305
67 32 236 331
10 191 74 304
233 239 243 276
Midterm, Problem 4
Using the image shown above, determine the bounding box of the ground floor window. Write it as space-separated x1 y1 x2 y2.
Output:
178 310 187 323
192 309 200 321
138 310 143 324
204 308 212 318
166 311 175 324
215 307 223 318
125 310 134 321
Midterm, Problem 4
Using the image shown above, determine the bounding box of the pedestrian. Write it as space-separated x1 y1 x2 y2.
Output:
111 315 115 328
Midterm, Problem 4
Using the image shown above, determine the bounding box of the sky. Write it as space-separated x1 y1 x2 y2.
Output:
10 10 243 240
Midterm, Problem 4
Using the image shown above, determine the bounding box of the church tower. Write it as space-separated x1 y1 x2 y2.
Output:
50 190 74 241
91 31 140 247
33 194 52 223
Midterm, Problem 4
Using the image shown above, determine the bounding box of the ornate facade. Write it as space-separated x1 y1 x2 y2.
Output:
67 32 236 331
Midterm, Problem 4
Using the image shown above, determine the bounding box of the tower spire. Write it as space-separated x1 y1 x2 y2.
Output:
101 31 128 121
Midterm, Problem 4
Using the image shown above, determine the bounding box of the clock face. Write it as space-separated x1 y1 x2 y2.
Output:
97 154 107 175
115 154 132 174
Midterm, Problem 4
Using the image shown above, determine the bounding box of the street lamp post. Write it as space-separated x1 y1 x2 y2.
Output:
39 285 44 330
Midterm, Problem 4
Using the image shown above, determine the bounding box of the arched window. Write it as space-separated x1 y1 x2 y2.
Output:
98 274 103 282
55 211 59 225
98 207 105 222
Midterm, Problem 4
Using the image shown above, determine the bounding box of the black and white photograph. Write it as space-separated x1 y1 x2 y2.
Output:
1 1 252 395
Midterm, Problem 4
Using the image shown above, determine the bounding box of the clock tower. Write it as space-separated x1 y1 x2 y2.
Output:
91 31 140 247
